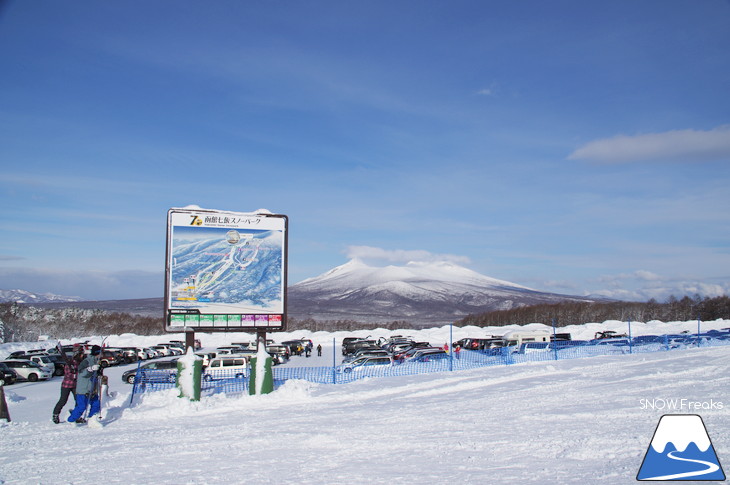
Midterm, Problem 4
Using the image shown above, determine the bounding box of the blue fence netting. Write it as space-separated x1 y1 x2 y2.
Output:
129 330 730 401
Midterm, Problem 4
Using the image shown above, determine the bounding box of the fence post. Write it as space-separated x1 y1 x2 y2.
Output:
697 314 702 347
628 318 633 354
551 318 559 361
332 337 337 384
501 346 514 365
0 386 10 422
449 323 453 371
129 360 142 405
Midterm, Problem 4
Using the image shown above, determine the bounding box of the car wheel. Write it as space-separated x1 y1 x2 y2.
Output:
126 374 136 384
203 374 212 382
55 368 64 377
100 360 109 368
28 373 39 382
343 368 352 373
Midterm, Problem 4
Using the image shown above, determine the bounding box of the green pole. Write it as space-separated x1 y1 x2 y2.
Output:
177 350 202 401
249 334 274 395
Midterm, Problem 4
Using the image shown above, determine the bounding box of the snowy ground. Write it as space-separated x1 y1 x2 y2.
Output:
1 319 729 484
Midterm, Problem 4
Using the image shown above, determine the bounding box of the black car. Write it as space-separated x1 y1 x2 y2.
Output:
122 358 179 384
44 354 68 377
0 363 18 386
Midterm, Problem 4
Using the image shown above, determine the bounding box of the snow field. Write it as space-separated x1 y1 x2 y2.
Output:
1 320 729 484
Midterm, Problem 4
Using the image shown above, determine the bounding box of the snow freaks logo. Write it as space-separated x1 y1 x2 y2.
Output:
637 414 726 481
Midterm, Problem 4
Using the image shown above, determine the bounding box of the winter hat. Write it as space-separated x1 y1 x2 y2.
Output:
90 345 101 355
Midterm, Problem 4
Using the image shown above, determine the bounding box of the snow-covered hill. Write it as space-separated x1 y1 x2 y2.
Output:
0 289 82 304
289 259 592 323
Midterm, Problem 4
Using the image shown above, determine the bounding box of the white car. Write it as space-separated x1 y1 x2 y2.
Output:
142 347 159 359
1 360 53 382
338 356 394 373
204 357 248 381
151 345 172 357
26 354 57 375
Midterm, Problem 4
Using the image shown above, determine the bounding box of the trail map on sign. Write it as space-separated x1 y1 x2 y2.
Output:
168 218 285 315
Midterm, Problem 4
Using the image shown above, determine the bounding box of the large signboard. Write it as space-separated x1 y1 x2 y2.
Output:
164 207 288 332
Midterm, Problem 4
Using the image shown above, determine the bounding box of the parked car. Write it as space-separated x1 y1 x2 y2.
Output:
266 345 290 365
1 360 52 382
338 355 394 373
39 353 66 376
122 358 180 384
157 344 184 355
281 340 306 356
404 349 448 362
204 357 248 380
0 362 18 386
24 354 57 375
98 349 122 367
517 342 551 354
343 340 379 357
142 347 159 359
216 346 245 355
195 352 216 368
105 347 137 364
395 346 443 361
344 348 390 363
150 345 173 357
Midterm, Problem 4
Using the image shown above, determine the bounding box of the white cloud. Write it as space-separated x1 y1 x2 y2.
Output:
345 245 471 265
568 125 730 163
589 270 730 302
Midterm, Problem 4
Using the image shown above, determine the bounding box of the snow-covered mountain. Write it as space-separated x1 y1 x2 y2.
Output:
288 259 592 324
0 289 83 304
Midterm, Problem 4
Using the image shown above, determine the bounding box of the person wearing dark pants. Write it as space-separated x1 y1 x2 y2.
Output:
52 348 83 424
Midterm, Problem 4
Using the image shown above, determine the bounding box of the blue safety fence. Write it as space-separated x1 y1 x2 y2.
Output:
130 366 251 402
129 330 730 400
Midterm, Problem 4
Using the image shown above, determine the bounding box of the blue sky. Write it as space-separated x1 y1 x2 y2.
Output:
1 0 729 302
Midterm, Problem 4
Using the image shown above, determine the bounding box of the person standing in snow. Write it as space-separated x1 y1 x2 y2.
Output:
316 344 322 357
454 345 461 360
51 347 83 424
67 345 102 423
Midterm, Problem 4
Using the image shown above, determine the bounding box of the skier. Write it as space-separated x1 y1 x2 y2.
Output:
67 345 102 424
51 346 83 424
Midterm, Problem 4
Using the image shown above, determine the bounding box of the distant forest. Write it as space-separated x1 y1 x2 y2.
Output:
0 303 162 343
2 296 729 343
456 295 730 328
0 302 416 343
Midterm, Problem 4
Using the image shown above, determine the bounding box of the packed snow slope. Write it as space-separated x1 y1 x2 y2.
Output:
1 320 729 484
289 259 592 323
